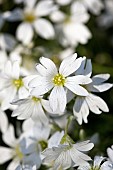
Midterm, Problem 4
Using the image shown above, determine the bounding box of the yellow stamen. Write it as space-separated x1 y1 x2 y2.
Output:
52 74 66 86
13 79 23 88
15 145 23 160
24 12 36 23
32 96 41 102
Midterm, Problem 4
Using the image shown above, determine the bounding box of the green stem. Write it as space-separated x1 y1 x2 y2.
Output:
65 116 73 134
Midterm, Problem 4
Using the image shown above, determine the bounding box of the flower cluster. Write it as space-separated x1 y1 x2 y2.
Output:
0 0 113 170
0 53 112 169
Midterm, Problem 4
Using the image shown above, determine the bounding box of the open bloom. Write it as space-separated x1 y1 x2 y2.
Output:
42 134 94 169
19 123 50 169
29 53 92 113
5 0 56 45
11 95 49 125
0 124 25 170
72 57 113 125
50 1 91 47
19 122 64 169
78 156 113 170
0 60 29 110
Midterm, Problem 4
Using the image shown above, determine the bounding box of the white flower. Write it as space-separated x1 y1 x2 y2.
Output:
42 135 94 169
0 60 30 110
0 109 8 134
19 124 64 168
29 54 92 113
0 124 25 170
16 164 36 170
78 156 113 170
81 0 104 15
0 49 22 71
50 1 91 47
11 95 49 125
5 0 56 45
72 57 113 125
98 0 113 28
19 122 50 169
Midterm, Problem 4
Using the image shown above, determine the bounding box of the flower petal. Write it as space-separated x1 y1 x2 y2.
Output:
31 102 49 125
83 0 104 15
68 75 92 85
39 57 58 77
74 140 94 151
50 10 66 23
1 86 17 110
18 86 29 99
0 111 8 134
93 156 106 167
31 78 53 96
65 78 89 96
12 60 20 79
35 0 57 17
49 86 67 112
2 124 17 147
7 158 20 170
85 94 105 114
56 0 72 5
59 53 82 76
92 74 110 84
54 150 72 169
24 0 37 9
48 131 64 148
34 18 55 39
70 147 91 166
87 94 109 112
23 152 41 169
71 1 90 23
73 97 89 125
107 147 113 162
16 23 33 45
12 100 33 119
75 57 92 77
87 74 113 92
0 147 14 164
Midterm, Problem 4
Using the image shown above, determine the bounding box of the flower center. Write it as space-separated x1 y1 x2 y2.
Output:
90 167 100 170
38 140 48 151
15 145 23 160
64 16 71 24
52 74 66 86
60 134 74 145
13 79 23 89
24 12 36 23
32 96 41 102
